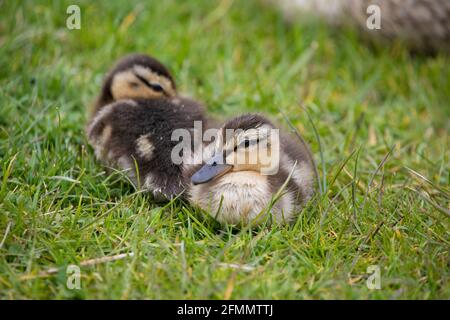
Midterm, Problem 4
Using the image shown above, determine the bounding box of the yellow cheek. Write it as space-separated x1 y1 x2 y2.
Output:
228 150 262 171
110 70 166 101
111 83 162 100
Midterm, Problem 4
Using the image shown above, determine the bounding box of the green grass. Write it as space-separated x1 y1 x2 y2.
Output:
0 0 449 299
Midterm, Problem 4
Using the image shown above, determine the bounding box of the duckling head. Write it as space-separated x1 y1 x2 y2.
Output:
191 114 280 185
189 114 293 225
189 113 314 226
95 53 177 109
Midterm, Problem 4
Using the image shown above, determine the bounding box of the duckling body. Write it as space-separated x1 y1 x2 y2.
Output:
186 114 315 225
87 54 207 199
87 98 206 199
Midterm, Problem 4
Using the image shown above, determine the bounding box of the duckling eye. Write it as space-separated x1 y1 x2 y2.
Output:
238 139 258 150
150 83 164 92
129 82 139 88
133 72 165 93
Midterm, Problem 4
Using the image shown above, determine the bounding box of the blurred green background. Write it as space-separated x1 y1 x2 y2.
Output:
0 0 448 299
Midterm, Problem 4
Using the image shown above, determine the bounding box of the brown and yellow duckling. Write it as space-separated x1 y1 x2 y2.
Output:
86 53 207 199
185 114 315 226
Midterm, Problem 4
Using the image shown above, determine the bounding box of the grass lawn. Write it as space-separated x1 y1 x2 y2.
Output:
0 0 449 299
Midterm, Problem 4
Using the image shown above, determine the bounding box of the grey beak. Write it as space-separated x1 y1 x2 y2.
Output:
191 153 232 185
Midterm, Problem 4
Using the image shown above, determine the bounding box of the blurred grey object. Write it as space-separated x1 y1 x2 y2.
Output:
268 0 450 53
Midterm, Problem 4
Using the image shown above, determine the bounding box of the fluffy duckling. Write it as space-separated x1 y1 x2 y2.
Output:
91 53 177 116
87 54 207 199
90 53 206 122
87 98 206 199
186 114 315 226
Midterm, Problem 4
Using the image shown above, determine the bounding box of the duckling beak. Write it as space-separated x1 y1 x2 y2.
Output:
191 153 232 185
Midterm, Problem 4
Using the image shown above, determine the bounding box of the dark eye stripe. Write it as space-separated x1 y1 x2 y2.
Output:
237 138 260 150
134 73 165 94
150 83 164 92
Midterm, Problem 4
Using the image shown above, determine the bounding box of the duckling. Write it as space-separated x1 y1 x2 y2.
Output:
86 54 207 199
87 98 207 199
90 53 209 121
185 114 315 226
91 53 177 116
